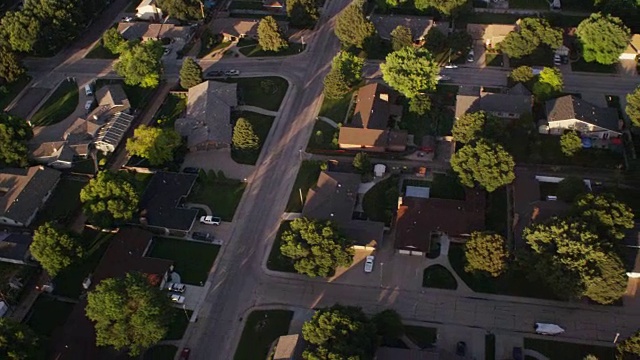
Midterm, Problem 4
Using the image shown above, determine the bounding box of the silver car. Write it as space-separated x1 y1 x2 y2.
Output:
364 256 375 273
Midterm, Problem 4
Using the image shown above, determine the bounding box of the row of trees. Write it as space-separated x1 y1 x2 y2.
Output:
509 65 563 100
375 0 467 16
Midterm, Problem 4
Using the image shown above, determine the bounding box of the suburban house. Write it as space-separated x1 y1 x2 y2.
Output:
135 0 163 21
370 15 434 42
51 227 173 360
91 85 134 153
117 22 193 43
539 95 622 140
139 171 199 237
302 171 385 250
212 18 288 42
0 166 61 227
619 34 640 60
0 232 33 265
338 83 408 153
467 23 518 48
454 84 533 119
395 186 485 256
273 334 303 360
175 81 238 151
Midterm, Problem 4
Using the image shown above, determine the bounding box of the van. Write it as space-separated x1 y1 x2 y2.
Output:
85 84 93 97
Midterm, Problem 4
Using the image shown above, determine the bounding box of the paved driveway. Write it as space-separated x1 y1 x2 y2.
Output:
182 149 254 181
190 222 233 244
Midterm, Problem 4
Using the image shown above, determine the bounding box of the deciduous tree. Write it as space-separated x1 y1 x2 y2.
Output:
556 176 587 202
532 67 563 100
409 94 431 115
156 0 203 20
258 16 289 52
335 0 375 49
464 232 509 277
574 192 634 240
179 57 203 89
582 253 627 305
232 118 260 151
31 223 84 277
80 171 140 228
576 13 630 65
280 218 354 277
286 0 319 28
86 272 172 356
0 48 25 83
560 131 582 156
498 18 562 59
114 40 163 88
0 318 41 360
381 47 439 98
626 86 640 127
414 0 467 15
423 28 446 53
323 51 364 99
617 330 640 359
451 111 499 144
390 25 413 51
509 66 534 84
0 10 41 53
126 125 182 166
0 112 32 167
451 139 515 192
353 152 371 174
102 27 127 55
323 70 351 99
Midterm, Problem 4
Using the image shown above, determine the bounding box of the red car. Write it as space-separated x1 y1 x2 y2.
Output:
179 348 191 360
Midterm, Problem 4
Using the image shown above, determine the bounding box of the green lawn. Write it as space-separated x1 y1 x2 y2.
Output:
164 307 193 340
404 325 437 349
143 345 178 360
509 47 554 68
319 90 354 123
239 42 305 57
187 172 246 221
508 0 549 9
154 93 187 128
422 265 458 290
85 41 118 59
231 111 275 165
307 120 338 151
571 58 618 73
267 221 296 273
219 76 288 112
485 187 508 236
34 177 87 227
0 75 31 111
362 175 399 225
524 338 615 360
457 12 522 26
485 52 503 67
95 79 156 110
26 295 75 337
286 160 322 212
234 310 294 360
30 80 79 126
430 173 466 200
148 237 220 285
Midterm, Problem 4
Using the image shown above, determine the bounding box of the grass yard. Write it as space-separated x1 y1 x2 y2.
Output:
533 135 624 169
509 47 554 68
400 100 455 138
571 58 618 73
30 80 79 126
430 173 466 200
422 265 458 290
485 52 503 67
154 93 187 128
239 42 305 57
233 310 294 360
34 177 87 227
231 111 275 165
286 160 322 212
457 12 522 26
404 325 438 349
85 41 118 59
307 119 339 151
266 221 296 273
485 187 508 236
0 75 31 111
149 237 220 285
143 345 178 360
219 76 288 112
362 175 399 225
187 172 246 221
319 90 354 123
95 79 156 110
164 307 193 340
26 295 75 337
508 0 549 9
524 338 615 360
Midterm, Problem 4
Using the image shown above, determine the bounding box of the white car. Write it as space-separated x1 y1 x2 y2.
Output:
171 294 185 304
364 256 375 273
436 75 451 82
444 64 458 69
467 49 475 62
200 216 221 225
168 283 186 293
224 70 240 76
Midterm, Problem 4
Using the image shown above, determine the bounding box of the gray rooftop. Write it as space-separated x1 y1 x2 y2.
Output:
139 172 199 231
455 85 532 118
0 232 32 262
94 112 135 148
545 95 620 132
0 167 61 225
302 171 361 226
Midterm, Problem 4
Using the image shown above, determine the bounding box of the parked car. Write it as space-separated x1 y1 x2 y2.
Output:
84 100 94 111
224 69 240 76
179 348 191 360
436 75 451 82
182 167 200 174
169 283 186 293
467 49 474 62
200 216 221 225
456 341 466 356
553 54 562 66
561 55 569 64
206 70 224 78
364 255 374 273
444 64 458 69
192 232 211 241
170 294 185 304
122 16 133 22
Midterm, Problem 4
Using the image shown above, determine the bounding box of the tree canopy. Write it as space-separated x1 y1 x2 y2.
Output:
560 131 582 156
323 51 363 99
0 112 32 167
258 16 289 52
85 272 172 356
0 10 41 53
451 111 501 144
232 118 260 151
498 18 562 59
576 13 630 65
423 28 446 53
280 218 354 277
532 67 563 100
335 1 375 49
302 305 377 360
179 57 203 89
408 94 431 115
573 193 634 240
464 232 509 277
0 48 25 84
617 330 640 359
380 47 439 98
509 66 534 84
114 40 163 88
390 25 413 51
353 152 371 174
126 125 182 166
156 0 202 20
450 139 515 192
286 0 319 28
102 27 127 55
31 223 84 277
556 176 587 203
80 171 140 228
414 0 468 15
626 86 640 127
0 318 41 360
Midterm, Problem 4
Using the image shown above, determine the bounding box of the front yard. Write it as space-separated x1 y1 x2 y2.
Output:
154 93 187 128
422 265 458 290
485 187 508 236
266 221 296 273
285 160 322 212
319 90 354 123
143 345 178 360
239 42 305 57
95 79 157 110
219 76 288 112
485 52 503 67
30 80 79 126
362 175 400 225
187 172 246 221
85 41 119 59
231 111 275 165
307 120 338 151
524 338 615 360
33 177 87 227
148 237 220 285
233 310 294 360
164 307 194 340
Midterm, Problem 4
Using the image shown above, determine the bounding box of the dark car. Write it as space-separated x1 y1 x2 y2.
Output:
456 341 466 356
205 70 224 78
179 348 191 360
182 167 200 174
192 232 211 241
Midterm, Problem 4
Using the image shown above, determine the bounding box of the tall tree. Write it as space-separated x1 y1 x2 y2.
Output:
232 118 260 151
0 112 32 167
626 86 640 127
286 0 319 28
451 111 500 144
582 253 627 305
323 51 364 99
323 70 351 99
102 27 127 55
0 10 41 53
0 318 41 360
498 18 562 59
80 171 140 228
380 47 439 98
617 330 640 359
179 57 203 89
302 305 377 360
280 217 354 277
414 0 467 15
464 232 509 277
556 176 587 203
86 272 172 356
126 125 182 166
574 193 634 240
409 94 431 115
390 25 413 51
560 131 582 156
114 40 163 88
423 28 446 53
450 139 515 192
509 66 534 84
352 152 371 174
31 223 84 277
576 13 630 65
532 67 563 100
257 16 289 52
0 48 25 84
335 0 375 49
156 0 202 20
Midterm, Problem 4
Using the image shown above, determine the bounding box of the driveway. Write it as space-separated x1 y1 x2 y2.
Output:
618 59 638 77
182 148 255 181
190 222 233 244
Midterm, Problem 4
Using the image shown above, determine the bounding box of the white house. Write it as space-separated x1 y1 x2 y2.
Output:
539 95 622 140
136 0 163 21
